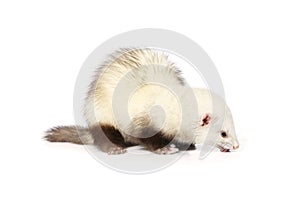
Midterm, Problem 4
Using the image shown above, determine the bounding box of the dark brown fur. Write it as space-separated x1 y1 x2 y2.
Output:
45 124 196 153
90 124 138 152
96 125 195 152
138 127 195 151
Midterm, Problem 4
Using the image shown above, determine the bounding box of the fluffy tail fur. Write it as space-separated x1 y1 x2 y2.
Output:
44 126 94 145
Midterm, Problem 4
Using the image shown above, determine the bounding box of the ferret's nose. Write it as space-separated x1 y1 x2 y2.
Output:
233 145 239 150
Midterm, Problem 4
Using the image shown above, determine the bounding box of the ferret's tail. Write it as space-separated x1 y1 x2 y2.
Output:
44 126 94 145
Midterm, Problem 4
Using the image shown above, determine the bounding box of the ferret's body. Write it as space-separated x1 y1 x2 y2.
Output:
45 48 239 154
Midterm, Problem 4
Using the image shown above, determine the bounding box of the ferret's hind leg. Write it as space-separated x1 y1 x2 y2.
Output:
90 124 135 155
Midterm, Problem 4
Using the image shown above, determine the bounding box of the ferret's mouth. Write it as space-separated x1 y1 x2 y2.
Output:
217 144 231 153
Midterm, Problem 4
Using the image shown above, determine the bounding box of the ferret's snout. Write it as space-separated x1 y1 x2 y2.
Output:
233 145 239 150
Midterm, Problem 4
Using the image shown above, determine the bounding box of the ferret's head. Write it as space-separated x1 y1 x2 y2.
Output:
195 108 239 152
215 106 239 152
192 89 239 152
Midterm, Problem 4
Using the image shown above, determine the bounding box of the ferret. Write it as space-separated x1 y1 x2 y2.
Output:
45 48 239 155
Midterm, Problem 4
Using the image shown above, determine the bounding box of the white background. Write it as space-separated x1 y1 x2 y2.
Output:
0 0 299 199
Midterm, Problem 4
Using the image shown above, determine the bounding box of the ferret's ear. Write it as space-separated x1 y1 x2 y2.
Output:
201 113 212 126
201 113 220 126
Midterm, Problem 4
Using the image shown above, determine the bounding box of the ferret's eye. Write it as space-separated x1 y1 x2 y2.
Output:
221 131 227 138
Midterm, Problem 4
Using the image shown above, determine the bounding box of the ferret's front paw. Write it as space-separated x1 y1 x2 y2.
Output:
154 146 179 155
107 147 126 155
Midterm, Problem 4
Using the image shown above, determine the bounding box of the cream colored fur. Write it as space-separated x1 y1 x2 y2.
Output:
84 48 239 150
